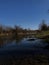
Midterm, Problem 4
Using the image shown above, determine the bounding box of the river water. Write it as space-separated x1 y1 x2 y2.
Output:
0 36 49 65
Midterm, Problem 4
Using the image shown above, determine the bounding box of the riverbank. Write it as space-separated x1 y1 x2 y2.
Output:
0 54 48 65
0 48 49 65
35 31 49 43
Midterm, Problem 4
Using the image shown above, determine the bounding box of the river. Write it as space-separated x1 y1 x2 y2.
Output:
0 36 49 65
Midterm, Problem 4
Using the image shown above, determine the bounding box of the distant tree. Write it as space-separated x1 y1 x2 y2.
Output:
39 20 48 31
14 25 23 35
47 26 49 30
0 25 3 33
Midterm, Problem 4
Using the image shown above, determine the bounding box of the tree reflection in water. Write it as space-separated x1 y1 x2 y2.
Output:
0 35 26 47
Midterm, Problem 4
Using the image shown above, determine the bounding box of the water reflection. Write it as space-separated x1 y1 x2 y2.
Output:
0 35 49 50
15 35 25 43
0 35 26 47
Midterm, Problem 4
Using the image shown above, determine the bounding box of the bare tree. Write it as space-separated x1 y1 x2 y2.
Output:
39 20 48 31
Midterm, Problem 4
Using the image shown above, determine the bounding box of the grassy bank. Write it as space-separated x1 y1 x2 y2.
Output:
35 31 49 43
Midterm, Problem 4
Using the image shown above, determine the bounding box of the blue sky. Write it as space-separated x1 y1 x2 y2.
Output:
0 0 49 29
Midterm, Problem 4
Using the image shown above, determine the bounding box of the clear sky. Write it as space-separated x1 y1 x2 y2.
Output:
0 0 49 30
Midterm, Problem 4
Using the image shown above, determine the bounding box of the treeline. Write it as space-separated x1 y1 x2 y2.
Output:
0 20 49 36
0 25 33 36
